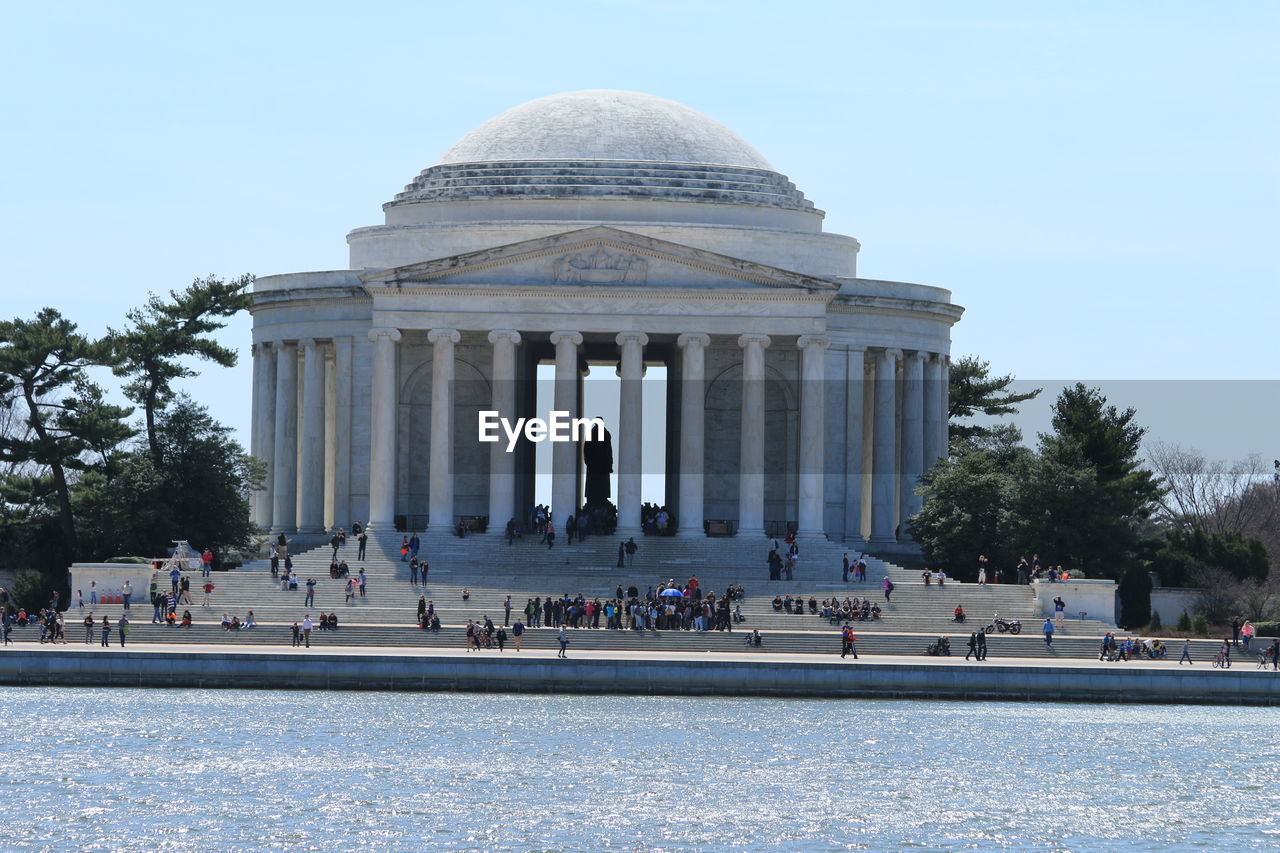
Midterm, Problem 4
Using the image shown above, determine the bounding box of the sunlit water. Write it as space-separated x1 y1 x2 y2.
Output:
0 688 1275 851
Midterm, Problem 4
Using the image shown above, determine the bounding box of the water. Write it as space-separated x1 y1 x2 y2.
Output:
1 688 1276 851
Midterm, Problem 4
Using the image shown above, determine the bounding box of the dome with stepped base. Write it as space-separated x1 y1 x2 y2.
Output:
386 90 817 215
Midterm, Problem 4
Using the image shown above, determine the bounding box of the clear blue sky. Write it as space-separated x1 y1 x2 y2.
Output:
2 1 1276 463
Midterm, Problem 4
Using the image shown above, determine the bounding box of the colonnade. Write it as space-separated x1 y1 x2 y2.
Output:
250 329 949 543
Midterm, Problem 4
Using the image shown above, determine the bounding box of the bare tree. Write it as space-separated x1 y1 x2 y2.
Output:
1148 443 1280 537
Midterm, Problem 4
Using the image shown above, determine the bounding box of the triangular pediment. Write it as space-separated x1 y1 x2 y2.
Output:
358 226 839 292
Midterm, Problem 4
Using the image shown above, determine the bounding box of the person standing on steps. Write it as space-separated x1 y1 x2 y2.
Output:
301 614 312 648
1042 618 1054 648
503 595 512 627
202 579 215 608
358 569 367 598
357 529 368 561
882 577 894 603
117 614 128 647
305 578 316 607
557 626 568 658
330 532 341 561
496 625 507 652
400 536 409 562
1053 595 1066 627
546 522 556 549
617 542 626 569
842 553 850 583
976 630 988 661
512 618 524 651
840 623 857 659
100 614 111 647
409 531 420 561
625 537 637 567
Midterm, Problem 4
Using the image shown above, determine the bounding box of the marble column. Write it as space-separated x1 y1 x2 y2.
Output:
923 353 945 471
937 355 951 462
616 332 648 535
427 329 460 532
844 346 866 544
870 348 901 544
487 330 521 531
549 331 582 523
329 336 353 531
797 334 829 538
252 342 277 529
296 339 326 533
737 333 770 536
367 328 401 529
270 341 298 534
676 333 710 537
323 347 337 530
901 351 927 523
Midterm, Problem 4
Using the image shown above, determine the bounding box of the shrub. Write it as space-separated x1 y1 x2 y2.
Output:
1190 613 1210 636
1176 610 1192 632
1252 621 1280 639
1149 610 1162 631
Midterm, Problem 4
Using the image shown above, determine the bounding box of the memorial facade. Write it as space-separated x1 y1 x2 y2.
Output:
249 90 962 546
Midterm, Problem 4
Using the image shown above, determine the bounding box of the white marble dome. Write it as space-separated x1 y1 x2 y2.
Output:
387 90 814 215
436 90 773 169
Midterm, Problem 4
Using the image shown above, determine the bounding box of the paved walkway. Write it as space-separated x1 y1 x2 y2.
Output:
10 641 1268 674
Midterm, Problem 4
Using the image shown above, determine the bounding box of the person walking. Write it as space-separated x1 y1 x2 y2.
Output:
121 580 133 612
291 621 301 647
512 619 524 651
976 630 988 661
84 613 95 644
840 623 857 659
625 537 637 567
1042 618 1055 648
617 542 626 569
496 626 507 652
202 580 215 608
883 576 894 603
357 530 368 561
966 632 978 661
557 626 568 658
546 522 556 549
503 595 512 627
302 615 313 648
358 569 367 598
305 578 316 607
1178 638 1193 665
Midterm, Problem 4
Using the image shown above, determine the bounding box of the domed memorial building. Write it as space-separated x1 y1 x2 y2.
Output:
250 90 961 550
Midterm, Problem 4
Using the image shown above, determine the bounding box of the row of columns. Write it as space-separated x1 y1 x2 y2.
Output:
251 337 353 535
252 329 948 542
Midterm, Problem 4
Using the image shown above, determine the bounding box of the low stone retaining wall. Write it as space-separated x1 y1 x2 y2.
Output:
3 649 1278 705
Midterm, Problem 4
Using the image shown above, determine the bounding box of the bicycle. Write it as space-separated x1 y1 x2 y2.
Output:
1257 651 1273 670
1212 650 1231 669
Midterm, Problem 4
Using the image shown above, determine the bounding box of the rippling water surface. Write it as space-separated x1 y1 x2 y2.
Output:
0 688 1276 851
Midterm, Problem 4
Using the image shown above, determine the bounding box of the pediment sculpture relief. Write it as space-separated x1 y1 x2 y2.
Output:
552 248 648 284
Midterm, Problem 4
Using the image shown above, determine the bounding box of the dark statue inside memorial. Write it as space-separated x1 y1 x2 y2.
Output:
582 423 613 508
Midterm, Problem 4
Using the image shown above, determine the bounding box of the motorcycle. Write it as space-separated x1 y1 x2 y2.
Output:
983 614 1022 635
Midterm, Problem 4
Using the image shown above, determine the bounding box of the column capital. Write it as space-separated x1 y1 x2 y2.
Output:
427 328 460 345
880 347 903 360
909 350 930 363
299 337 320 350
487 329 521 346
797 334 830 351
368 327 402 343
935 352 950 366
677 333 710 350
846 344 867 354
550 330 583 347
615 331 650 347
737 333 772 349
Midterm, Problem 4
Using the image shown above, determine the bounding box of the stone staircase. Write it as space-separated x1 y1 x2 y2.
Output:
46 528 1120 658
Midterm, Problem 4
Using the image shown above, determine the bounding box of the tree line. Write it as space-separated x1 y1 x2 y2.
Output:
917 357 1277 628
0 276 257 608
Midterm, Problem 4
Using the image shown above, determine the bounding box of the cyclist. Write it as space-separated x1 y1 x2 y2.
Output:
1214 639 1231 668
